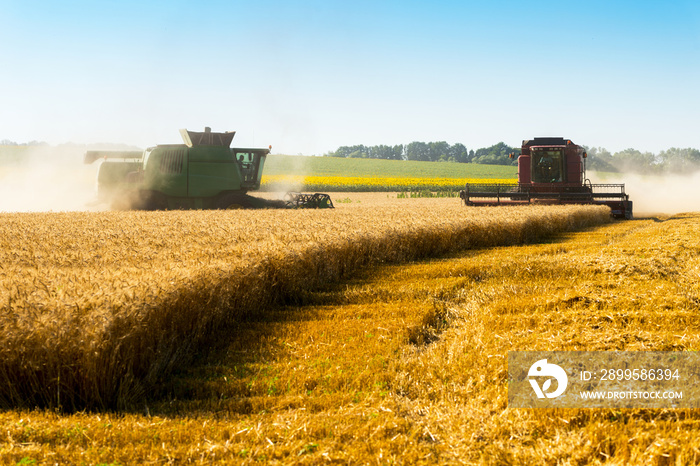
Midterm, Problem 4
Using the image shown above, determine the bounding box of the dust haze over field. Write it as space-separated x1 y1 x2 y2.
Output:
261 152 310 195
589 170 700 215
0 146 115 213
2 145 698 215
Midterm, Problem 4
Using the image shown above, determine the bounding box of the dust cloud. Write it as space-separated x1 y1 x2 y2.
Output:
261 153 310 197
589 171 700 216
0 145 105 213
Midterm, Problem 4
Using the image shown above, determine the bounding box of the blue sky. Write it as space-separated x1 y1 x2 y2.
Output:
1 0 699 154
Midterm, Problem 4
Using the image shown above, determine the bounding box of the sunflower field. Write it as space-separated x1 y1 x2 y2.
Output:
260 175 510 193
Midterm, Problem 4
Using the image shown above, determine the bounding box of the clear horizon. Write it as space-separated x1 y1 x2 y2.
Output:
2 0 699 155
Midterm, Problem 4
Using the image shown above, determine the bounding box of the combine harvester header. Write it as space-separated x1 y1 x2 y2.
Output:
459 137 633 219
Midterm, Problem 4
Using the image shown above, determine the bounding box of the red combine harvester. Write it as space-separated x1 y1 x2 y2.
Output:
459 137 633 219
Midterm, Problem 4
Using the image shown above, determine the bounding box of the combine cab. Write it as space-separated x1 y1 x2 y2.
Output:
459 137 633 219
84 128 333 210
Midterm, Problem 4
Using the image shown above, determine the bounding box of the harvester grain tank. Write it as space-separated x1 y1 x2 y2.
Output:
84 128 333 210
459 137 633 219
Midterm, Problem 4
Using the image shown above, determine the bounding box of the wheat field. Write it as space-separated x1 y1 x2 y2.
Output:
15 196 698 464
0 198 610 413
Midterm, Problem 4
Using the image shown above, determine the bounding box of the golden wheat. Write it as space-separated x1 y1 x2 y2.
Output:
2 212 698 464
0 200 610 411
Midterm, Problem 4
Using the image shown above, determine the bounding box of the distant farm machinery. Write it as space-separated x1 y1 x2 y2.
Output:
460 138 633 219
84 128 334 210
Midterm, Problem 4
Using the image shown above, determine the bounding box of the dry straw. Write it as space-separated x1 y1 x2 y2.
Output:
0 202 610 410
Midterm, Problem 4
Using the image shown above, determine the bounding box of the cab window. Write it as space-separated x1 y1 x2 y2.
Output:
532 150 563 183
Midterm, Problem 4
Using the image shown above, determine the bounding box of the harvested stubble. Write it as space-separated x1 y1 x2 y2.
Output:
0 202 611 410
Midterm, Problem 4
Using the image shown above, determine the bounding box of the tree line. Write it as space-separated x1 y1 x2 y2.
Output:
327 142 518 165
326 142 700 174
585 147 700 174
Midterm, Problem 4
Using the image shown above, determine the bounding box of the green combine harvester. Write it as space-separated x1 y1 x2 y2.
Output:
84 127 333 210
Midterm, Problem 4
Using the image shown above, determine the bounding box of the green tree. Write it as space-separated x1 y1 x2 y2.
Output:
658 147 700 173
584 147 617 172
449 143 468 163
406 141 430 161
611 149 657 174
472 142 517 165
428 141 450 162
